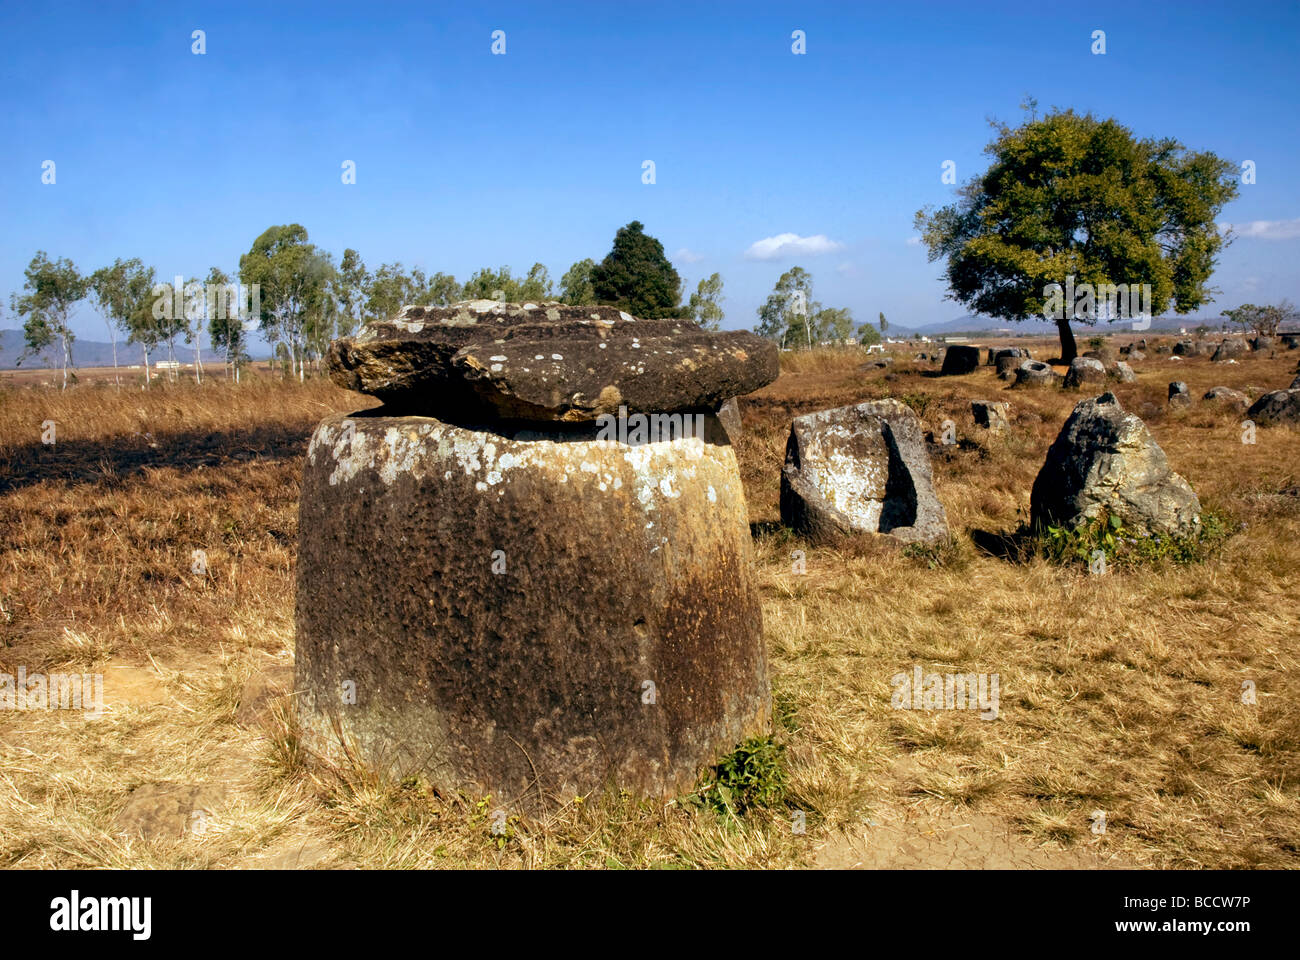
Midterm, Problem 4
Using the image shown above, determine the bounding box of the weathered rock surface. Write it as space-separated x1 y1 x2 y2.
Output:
939 345 981 376
1126 349 1146 362
328 302 778 423
1169 381 1191 406
995 355 1023 380
1031 393 1201 537
1211 338 1249 363
717 397 743 440
1174 339 1211 357
1064 357 1107 388
1108 360 1137 383
779 400 948 545
1203 386 1249 413
295 411 770 806
1246 389 1300 426
972 401 1010 433
1014 360 1058 387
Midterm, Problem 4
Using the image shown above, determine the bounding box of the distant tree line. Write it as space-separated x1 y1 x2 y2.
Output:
6 220 737 389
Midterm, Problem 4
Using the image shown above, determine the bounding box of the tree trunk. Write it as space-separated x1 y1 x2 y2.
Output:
1056 318 1078 364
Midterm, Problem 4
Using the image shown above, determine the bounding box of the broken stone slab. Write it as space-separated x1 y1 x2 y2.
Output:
1203 386 1249 413
779 399 949 545
327 301 779 423
717 397 743 441
939 345 981 375
295 411 770 807
1030 392 1201 538
1246 389 1300 426
1108 360 1137 383
1211 338 1249 362
972 401 1010 433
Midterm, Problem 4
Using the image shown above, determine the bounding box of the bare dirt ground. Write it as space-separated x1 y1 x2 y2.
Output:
1 336 1296 869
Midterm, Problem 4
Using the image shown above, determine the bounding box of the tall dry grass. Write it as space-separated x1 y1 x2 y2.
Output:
1 340 1297 867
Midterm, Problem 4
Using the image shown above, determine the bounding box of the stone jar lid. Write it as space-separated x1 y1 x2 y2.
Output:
327 300 779 423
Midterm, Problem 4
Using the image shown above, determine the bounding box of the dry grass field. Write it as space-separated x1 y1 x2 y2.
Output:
2 338 1297 869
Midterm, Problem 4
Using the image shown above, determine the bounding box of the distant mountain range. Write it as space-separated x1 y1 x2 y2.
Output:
1 329 243 370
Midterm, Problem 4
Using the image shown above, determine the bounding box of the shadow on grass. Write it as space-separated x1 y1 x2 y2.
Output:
969 527 1035 563
0 423 313 494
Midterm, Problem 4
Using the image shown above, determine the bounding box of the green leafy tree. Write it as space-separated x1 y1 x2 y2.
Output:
878 311 889 335
460 265 522 303
10 252 87 389
1223 301 1296 339
518 262 553 301
815 306 855 343
239 224 334 381
914 107 1239 362
589 221 681 318
332 249 369 337
559 258 596 305
756 267 815 348
686 273 725 330
88 257 152 387
857 323 882 346
207 267 250 382
364 262 436 322
425 271 462 306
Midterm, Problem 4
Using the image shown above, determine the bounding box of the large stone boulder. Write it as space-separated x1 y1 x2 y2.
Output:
1031 393 1201 537
780 400 948 545
296 412 770 805
939 345 981 375
328 301 778 422
1063 356 1107 388
1211 338 1249 363
1108 360 1137 383
1174 339 1210 357
996 355 1024 380
1203 386 1249 413
1246 389 1300 426
1169 381 1191 407
1014 360 1058 387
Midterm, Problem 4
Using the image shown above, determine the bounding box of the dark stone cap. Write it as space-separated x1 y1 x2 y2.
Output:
327 300 779 423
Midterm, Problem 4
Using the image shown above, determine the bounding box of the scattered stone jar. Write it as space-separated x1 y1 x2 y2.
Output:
296 301 779 806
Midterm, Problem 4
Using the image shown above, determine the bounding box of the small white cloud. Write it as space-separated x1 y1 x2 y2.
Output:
834 262 857 276
1223 218 1300 240
906 236 923 246
744 232 843 261
674 247 705 263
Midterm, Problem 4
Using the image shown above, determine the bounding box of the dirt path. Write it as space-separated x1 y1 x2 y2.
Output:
813 801 1133 869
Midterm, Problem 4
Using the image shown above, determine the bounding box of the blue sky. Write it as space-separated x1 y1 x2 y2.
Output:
3 0 1298 346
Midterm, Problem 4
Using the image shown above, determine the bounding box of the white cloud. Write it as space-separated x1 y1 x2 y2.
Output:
834 262 857 276
743 232 843 261
673 247 705 263
1223 218 1300 240
905 236 923 246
